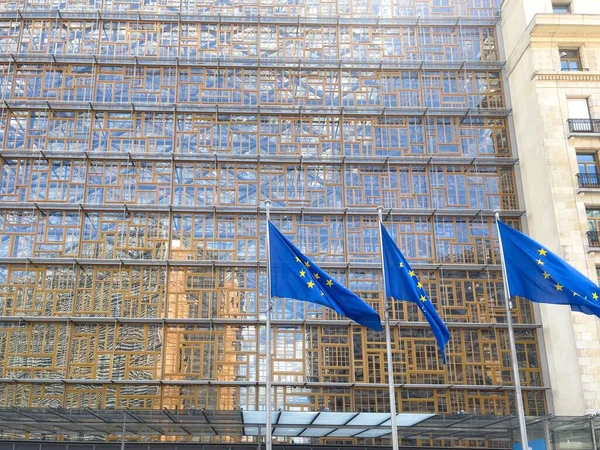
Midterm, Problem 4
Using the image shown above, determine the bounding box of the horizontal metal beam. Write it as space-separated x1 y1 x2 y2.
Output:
0 315 541 330
0 150 519 167
0 100 512 118
0 53 505 71
0 256 504 272
0 10 500 26
0 377 549 391
0 202 525 218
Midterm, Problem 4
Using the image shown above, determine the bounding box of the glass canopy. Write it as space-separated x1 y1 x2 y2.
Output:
241 411 435 438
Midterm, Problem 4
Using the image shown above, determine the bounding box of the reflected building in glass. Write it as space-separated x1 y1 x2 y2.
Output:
0 0 547 447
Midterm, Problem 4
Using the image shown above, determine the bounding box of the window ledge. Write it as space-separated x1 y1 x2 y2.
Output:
576 188 600 195
569 132 600 140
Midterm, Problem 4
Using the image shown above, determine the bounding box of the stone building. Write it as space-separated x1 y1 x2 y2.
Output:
502 0 600 416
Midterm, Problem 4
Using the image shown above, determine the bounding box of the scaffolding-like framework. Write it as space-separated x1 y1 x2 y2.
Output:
0 0 548 448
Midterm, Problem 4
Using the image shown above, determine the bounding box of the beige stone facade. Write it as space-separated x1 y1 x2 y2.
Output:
502 0 600 415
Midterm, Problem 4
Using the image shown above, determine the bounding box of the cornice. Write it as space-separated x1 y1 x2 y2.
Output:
533 71 600 82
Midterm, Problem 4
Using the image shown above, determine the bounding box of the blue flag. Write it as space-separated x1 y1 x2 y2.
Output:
497 220 600 318
268 221 382 331
380 223 450 363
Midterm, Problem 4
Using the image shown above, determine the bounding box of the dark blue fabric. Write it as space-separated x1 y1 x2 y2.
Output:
498 220 600 317
268 221 382 331
380 223 450 363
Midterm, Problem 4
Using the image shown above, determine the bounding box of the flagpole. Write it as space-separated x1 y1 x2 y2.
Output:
377 206 399 450
494 210 529 450
265 200 273 450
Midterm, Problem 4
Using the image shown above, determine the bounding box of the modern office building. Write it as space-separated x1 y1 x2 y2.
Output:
0 0 560 448
502 0 600 418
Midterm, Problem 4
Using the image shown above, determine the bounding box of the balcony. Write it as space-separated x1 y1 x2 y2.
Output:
588 230 600 248
568 119 600 134
577 173 600 189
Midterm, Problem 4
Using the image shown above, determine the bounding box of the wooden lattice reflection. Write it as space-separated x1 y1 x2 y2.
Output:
0 110 512 157
0 0 547 444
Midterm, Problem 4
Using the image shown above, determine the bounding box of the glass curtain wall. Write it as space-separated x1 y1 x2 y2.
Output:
0 0 546 447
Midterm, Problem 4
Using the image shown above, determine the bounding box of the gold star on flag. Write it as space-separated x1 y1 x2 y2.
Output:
304 261 310 268
399 262 404 268
420 295 427 302
537 259 544 266
320 291 324 296
307 281 315 288
326 279 333 287
295 257 301 262
313 273 320 279
538 249 547 256
573 291 579 297
543 272 550 279
417 282 423 288
593 292 599 300
409 271 416 277
555 283 563 291
299 270 306 277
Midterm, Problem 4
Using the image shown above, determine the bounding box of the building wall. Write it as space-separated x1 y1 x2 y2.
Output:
0 0 546 446
502 0 600 414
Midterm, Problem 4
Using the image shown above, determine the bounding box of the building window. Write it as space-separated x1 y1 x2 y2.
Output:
560 49 582 71
577 153 599 188
567 98 597 133
587 210 600 247
552 3 571 13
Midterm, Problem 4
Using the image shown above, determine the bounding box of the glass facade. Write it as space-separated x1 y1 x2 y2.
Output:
0 0 547 446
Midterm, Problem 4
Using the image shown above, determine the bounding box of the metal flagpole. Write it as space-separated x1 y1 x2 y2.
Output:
494 210 530 450
265 200 273 450
377 206 399 450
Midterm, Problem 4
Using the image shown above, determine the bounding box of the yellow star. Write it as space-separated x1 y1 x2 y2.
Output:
538 249 547 256
408 271 416 277
536 259 544 266
555 283 563 291
420 295 427 302
326 279 333 287
573 291 579 297
295 257 301 262
593 292 599 300
304 261 310 268
543 272 550 279
320 291 324 296
417 282 423 289
313 273 320 279
299 270 306 277
307 281 315 288
399 262 404 268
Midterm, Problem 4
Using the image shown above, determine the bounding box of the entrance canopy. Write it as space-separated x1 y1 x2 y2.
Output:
241 411 435 438
0 408 558 442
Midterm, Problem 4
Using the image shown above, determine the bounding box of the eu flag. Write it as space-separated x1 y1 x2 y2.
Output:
380 223 450 363
498 220 600 318
268 221 382 331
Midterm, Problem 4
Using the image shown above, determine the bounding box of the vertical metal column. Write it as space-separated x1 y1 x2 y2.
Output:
377 206 399 450
495 210 529 450
121 412 126 450
264 200 273 450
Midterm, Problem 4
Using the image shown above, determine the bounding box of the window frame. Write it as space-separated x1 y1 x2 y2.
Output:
552 3 571 14
560 48 582 71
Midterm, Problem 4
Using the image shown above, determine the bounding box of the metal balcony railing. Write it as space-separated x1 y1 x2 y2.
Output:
568 119 600 134
577 173 600 189
587 231 600 248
